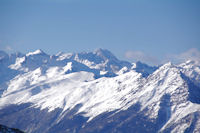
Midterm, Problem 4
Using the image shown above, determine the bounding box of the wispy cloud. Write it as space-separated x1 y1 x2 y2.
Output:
125 50 160 65
125 48 200 66
165 48 200 64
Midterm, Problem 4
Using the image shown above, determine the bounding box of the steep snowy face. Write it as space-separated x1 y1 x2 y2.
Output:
179 60 200 87
140 63 189 116
0 66 142 120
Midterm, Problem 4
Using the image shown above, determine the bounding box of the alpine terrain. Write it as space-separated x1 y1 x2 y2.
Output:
0 124 24 133
0 49 200 133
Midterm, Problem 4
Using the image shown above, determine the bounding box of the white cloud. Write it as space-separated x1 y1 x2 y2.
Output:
165 48 200 64
5 45 13 51
125 50 159 65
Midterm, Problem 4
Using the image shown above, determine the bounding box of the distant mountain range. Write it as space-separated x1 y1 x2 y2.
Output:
0 49 200 133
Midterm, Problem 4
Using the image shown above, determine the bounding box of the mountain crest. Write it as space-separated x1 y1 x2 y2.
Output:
26 49 47 56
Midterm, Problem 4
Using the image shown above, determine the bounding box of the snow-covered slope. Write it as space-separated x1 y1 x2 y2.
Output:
0 49 199 133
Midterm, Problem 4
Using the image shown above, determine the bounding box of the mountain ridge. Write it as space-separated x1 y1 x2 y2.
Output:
0 49 200 133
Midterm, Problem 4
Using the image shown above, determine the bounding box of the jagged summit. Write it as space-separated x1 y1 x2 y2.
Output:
93 48 118 60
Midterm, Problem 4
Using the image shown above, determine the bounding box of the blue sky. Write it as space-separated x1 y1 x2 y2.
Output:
0 0 200 65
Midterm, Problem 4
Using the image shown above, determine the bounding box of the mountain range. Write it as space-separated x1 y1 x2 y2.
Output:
0 49 200 133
